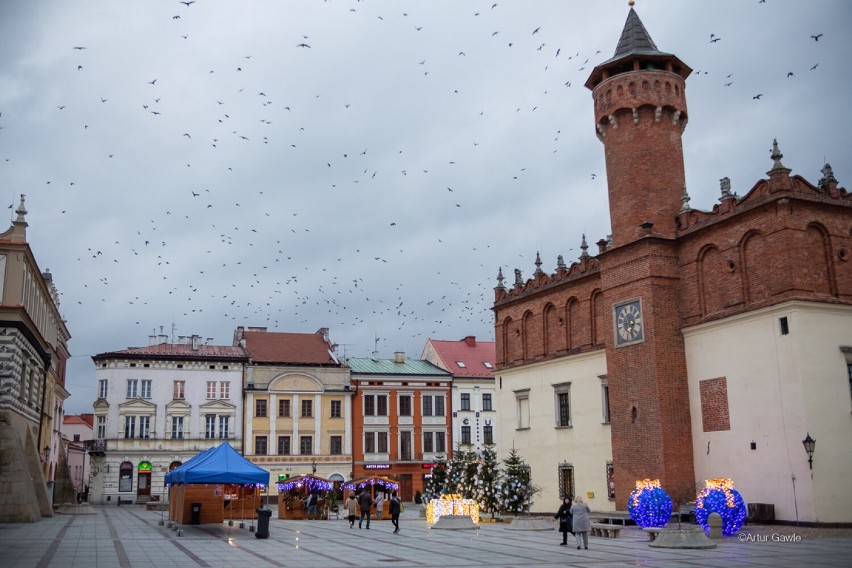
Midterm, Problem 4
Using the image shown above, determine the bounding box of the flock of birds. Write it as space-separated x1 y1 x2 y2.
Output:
0 1 836 392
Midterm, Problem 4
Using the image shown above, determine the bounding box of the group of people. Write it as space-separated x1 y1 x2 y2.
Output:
345 489 402 533
554 495 592 549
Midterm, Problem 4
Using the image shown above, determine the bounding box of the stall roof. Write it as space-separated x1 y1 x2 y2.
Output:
164 442 269 486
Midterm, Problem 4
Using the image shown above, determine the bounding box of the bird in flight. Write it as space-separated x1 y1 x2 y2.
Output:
810 63 819 70
72 46 86 50
297 43 311 48
787 72 794 77
148 79 157 85
180 1 195 5
752 94 763 100
810 33 823 41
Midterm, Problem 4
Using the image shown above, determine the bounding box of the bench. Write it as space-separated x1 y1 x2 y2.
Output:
643 527 664 541
590 523 622 538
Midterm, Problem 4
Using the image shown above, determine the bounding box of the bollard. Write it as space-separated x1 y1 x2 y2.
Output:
158 520 164 526
176 529 183 537
239 521 245 529
708 512 723 539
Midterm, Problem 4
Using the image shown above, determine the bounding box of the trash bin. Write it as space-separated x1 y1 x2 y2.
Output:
190 503 202 525
256 508 272 539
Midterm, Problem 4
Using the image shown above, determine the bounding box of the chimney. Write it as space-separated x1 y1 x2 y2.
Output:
463 336 476 347
394 351 405 364
206 338 213 345
191 335 200 351
317 327 330 343
148 335 158 346
158 334 168 344
233 326 245 346
371 351 380 362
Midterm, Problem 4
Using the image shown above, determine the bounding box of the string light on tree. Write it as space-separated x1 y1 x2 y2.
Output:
628 479 673 528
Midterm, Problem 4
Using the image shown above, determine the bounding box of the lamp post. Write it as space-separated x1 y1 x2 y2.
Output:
312 460 317 475
802 433 816 470
43 445 51 462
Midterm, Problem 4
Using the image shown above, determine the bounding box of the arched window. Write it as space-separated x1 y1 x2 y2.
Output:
119 461 133 492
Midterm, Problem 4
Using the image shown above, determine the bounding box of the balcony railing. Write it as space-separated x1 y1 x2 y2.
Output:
85 439 107 454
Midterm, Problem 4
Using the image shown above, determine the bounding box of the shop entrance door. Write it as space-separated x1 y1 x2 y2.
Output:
137 471 151 498
399 474 413 501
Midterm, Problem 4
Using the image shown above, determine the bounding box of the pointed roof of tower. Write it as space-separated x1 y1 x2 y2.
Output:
585 8 691 89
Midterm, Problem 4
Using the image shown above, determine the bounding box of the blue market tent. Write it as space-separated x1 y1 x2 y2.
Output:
165 442 269 486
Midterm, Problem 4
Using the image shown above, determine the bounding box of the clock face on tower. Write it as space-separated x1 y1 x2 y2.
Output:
614 299 644 346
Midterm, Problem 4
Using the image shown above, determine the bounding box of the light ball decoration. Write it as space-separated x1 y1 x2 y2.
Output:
627 479 673 528
695 478 746 536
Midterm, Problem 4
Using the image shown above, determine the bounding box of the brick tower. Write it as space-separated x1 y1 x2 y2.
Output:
585 6 696 508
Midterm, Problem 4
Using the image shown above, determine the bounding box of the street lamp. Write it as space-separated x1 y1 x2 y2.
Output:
802 433 816 470
312 460 317 475
43 445 51 462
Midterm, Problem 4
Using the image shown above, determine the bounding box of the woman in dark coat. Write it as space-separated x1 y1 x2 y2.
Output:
553 496 573 545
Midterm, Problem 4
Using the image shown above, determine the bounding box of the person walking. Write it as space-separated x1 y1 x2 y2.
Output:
375 491 385 520
358 489 373 529
389 491 401 534
570 496 591 549
345 492 358 528
305 491 319 520
553 496 573 545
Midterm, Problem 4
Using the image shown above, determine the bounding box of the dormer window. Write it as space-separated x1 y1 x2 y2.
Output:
483 362 494 369
456 361 466 368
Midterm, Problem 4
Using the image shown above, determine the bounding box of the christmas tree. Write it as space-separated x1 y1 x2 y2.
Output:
499 446 539 515
424 454 448 501
474 445 501 518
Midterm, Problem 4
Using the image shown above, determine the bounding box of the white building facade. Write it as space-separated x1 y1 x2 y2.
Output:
89 335 247 504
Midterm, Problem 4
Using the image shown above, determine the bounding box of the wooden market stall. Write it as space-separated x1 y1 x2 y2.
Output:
165 442 269 525
343 476 400 519
277 474 336 520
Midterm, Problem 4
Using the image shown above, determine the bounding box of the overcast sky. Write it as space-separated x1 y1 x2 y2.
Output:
1 0 850 414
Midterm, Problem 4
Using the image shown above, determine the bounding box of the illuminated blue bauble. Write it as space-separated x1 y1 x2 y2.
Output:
627 480 673 528
695 480 746 536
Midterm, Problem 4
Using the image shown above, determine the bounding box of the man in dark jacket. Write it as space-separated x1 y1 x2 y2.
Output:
389 491 401 534
358 490 373 529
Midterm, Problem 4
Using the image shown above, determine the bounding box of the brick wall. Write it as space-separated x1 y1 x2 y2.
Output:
699 377 730 432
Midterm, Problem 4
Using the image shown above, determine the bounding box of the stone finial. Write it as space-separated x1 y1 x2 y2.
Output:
495 267 506 290
14 194 27 223
556 255 567 271
719 177 733 200
534 251 544 276
514 268 523 286
769 139 786 170
680 185 691 213
580 234 589 258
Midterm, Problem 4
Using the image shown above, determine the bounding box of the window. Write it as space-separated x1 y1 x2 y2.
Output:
138 416 150 438
435 432 446 453
300 436 312 455
461 425 471 444
365 432 376 453
423 395 445 416
256 399 268 418
553 383 571 427
482 393 493 411
400 431 412 460
219 381 230 399
98 379 108 399
484 425 494 445
73 434 80 442
331 400 342 418
279 399 291 417
558 463 575 499
330 436 342 455
173 380 185 400
219 416 230 439
124 416 135 439
364 394 386 416
483 362 494 369
126 380 138 398
399 395 411 416
206 381 216 399
171 416 184 439
140 380 152 399
205 415 216 439
423 432 434 453
377 395 388 416
278 436 291 455
377 431 388 453
600 376 611 423
301 399 313 418
96 416 106 439
456 361 466 368
255 436 268 455
460 393 471 411
515 390 530 429
365 395 375 416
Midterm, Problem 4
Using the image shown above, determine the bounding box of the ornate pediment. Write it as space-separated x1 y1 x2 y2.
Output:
269 373 322 393
166 399 191 414
199 399 236 413
118 398 157 414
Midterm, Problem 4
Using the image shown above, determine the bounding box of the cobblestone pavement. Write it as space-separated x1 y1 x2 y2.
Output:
0 505 850 567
